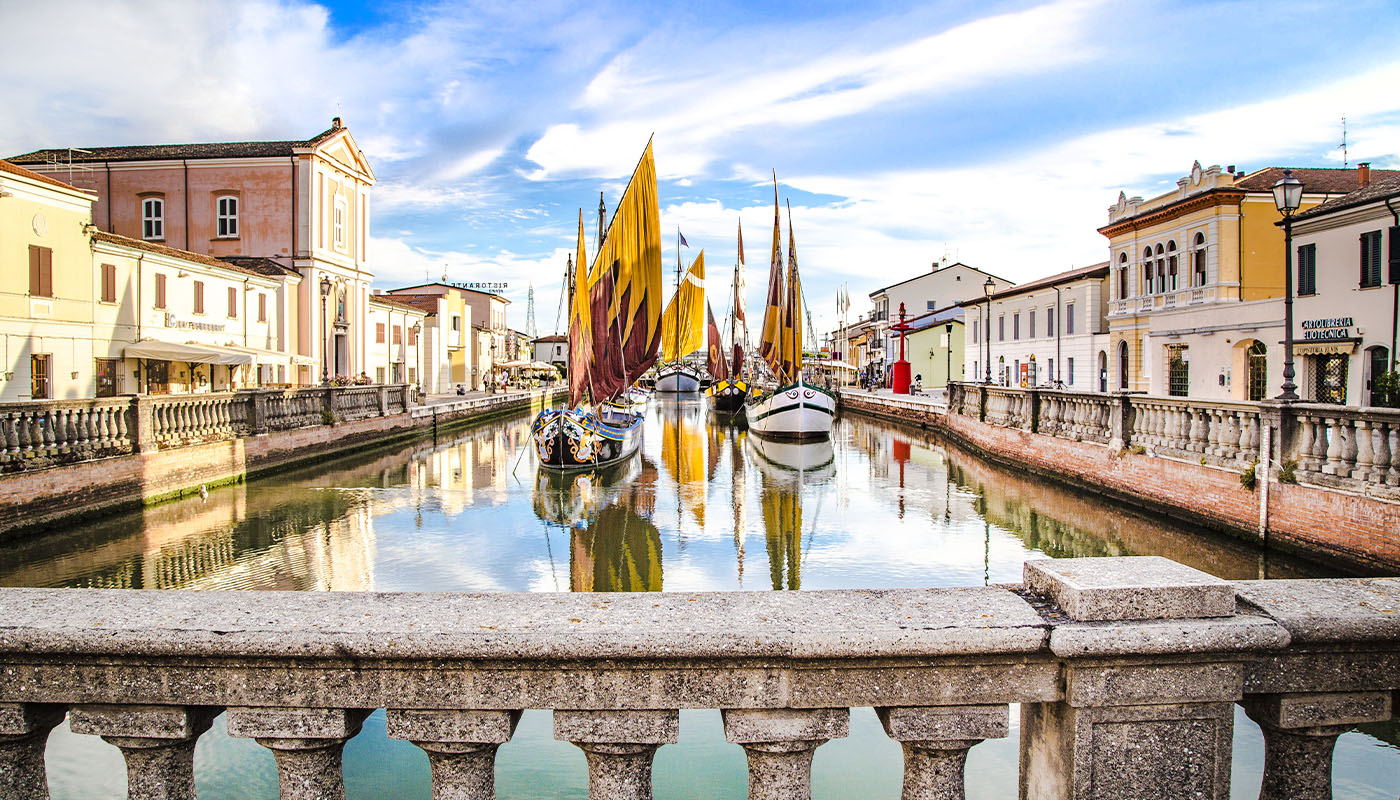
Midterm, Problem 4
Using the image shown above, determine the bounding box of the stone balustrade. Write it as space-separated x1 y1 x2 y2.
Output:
948 383 1400 498
0 386 413 471
0 556 1395 799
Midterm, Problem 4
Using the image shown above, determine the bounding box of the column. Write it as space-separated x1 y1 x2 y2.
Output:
1242 691 1392 800
0 703 64 799
553 709 678 800
385 709 520 800
68 705 216 800
722 708 849 800
877 705 1008 800
225 707 370 800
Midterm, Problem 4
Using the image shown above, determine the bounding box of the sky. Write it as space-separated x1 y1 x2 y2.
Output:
4 0 1400 341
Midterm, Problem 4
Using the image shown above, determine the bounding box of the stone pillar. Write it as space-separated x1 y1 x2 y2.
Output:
225 707 370 800
1242 691 1392 800
722 708 849 800
1027 388 1041 433
0 703 64 799
877 705 1008 800
554 710 678 800
68 705 216 800
377 385 389 416
248 390 269 434
1108 392 1133 450
132 395 158 453
1020 556 1286 800
385 709 520 800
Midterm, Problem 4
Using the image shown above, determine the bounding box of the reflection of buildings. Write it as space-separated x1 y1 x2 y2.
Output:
749 437 834 591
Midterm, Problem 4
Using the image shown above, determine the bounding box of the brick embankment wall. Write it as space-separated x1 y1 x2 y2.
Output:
838 392 1400 573
0 390 560 539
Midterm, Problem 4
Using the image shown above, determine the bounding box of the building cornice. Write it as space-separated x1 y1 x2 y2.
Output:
1098 190 1246 238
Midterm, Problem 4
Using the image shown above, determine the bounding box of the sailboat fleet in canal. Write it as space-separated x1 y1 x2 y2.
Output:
531 141 664 471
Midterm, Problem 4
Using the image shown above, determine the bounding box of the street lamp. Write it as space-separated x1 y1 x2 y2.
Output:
411 322 422 397
983 277 996 383
319 276 332 384
1272 169 1304 401
945 320 954 389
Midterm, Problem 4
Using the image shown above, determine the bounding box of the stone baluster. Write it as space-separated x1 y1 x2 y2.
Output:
0 411 16 455
722 708 849 800
554 709 678 800
1369 420 1391 485
1237 412 1254 459
1386 422 1400 486
39 409 56 454
68 705 216 800
1311 416 1331 472
1323 417 1345 475
877 705 1007 800
25 410 41 454
0 703 65 799
1340 418 1359 478
386 709 520 800
1294 414 1316 472
225 707 371 800
1242 692 1392 800
1188 408 1207 453
1353 419 1374 482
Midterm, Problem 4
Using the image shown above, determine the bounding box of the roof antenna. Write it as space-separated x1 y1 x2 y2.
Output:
441 263 449 283
1340 115 1348 168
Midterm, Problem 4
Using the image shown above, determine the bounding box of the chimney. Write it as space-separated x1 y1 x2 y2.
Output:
332 116 343 129
1358 162 1371 187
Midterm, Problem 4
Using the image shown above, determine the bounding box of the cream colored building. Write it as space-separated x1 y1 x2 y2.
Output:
385 283 510 394
867 261 1013 383
368 294 429 387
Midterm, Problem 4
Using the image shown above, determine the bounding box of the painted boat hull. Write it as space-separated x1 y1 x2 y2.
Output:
531 407 644 471
744 379 837 440
655 364 703 393
748 435 836 476
707 378 749 414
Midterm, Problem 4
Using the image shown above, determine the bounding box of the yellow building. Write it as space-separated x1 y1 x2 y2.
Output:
1099 162 1393 398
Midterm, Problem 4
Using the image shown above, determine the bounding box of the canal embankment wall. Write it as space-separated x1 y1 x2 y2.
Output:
0 387 562 539
839 389 1400 573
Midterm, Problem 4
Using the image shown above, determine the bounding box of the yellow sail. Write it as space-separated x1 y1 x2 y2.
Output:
659 251 706 362
758 176 785 377
587 141 663 354
568 210 592 405
784 207 804 379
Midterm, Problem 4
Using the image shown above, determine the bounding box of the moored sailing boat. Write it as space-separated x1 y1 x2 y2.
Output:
744 178 836 440
656 247 705 393
532 141 665 470
708 220 750 414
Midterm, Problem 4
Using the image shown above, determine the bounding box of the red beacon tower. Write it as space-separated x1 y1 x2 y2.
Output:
890 302 913 394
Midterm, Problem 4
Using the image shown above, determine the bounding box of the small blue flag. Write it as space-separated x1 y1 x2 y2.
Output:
679 230 689 247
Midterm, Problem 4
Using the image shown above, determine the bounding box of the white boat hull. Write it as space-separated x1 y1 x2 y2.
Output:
655 365 702 393
744 379 836 440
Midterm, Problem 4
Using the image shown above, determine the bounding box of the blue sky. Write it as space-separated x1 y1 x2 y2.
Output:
4 0 1400 339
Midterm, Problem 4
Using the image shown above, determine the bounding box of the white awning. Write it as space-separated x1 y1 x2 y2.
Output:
812 359 857 370
124 341 254 365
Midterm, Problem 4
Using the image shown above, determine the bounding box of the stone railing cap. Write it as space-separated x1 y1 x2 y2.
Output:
1049 614 1289 657
1234 578 1400 644
0 587 1049 661
1025 556 1235 621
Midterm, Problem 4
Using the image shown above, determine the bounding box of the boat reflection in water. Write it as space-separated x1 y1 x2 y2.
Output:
532 454 663 592
658 398 708 534
749 436 835 590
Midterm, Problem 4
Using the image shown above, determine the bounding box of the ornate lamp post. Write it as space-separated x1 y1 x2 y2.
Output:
945 320 954 388
983 277 995 383
319 276 332 384
1272 169 1303 400
411 322 422 396
890 302 912 394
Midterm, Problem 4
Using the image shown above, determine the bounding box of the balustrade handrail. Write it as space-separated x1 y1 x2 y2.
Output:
0 557 1393 800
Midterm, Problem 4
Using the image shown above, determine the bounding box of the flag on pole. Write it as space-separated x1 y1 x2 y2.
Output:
679 230 689 248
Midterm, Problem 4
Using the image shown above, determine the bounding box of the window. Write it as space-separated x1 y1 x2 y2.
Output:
95 358 118 397
1118 340 1129 390
28 245 53 297
393 325 402 345
1247 341 1268 402
1313 354 1349 404
101 263 117 303
376 367 386 384
1298 243 1317 296
409 326 418 345
193 280 205 314
258 293 267 322
1192 233 1207 287
376 322 386 343
1067 357 1075 386
1155 244 1166 294
334 196 347 250
1028 310 1036 339
147 360 169 395
972 319 979 344
1367 346 1391 406
30 354 50 399
1117 253 1128 299
408 367 417 384
1166 241 1178 291
1167 344 1189 397
227 286 237 318
216 196 239 238
1361 230 1383 288
1046 307 1054 337
926 301 936 310
1143 248 1154 294
1013 313 1020 340
142 198 164 240
1066 303 1075 335
155 273 167 309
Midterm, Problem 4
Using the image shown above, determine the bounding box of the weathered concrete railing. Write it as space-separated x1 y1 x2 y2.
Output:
0 557 1395 800
948 383 1400 498
0 386 413 471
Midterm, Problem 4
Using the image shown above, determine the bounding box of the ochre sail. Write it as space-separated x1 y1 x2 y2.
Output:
706 303 729 381
569 210 592 406
757 176 785 377
659 251 705 362
783 205 803 380
582 141 664 401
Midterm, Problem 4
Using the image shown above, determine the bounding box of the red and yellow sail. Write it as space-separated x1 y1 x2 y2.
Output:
568 210 592 406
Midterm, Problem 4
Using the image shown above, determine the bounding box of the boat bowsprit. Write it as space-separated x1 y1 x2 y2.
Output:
532 406 644 470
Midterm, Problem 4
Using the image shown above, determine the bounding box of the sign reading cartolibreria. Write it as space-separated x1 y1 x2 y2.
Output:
1300 317 1353 341
165 313 226 332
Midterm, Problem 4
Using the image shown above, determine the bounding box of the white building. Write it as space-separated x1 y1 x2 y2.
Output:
867 261 1013 384
963 262 1111 390
533 334 567 368
368 294 429 387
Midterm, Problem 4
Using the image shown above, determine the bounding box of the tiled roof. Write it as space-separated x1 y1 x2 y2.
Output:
94 231 279 280
956 261 1109 306
218 256 300 277
7 125 342 165
389 282 512 302
371 293 433 314
1234 167 1400 195
1291 175 1400 222
869 262 1014 297
533 334 568 343
379 293 442 313
0 159 97 194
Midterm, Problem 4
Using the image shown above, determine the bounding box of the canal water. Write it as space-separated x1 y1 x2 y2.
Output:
4 399 1396 798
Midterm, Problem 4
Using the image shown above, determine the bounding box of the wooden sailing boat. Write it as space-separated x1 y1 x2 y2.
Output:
707 220 750 414
743 177 837 440
656 245 705 393
531 141 664 470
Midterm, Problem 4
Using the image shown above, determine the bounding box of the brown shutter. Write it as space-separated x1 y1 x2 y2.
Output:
29 245 40 294
228 286 237 317
41 247 53 297
156 274 166 309
194 281 204 313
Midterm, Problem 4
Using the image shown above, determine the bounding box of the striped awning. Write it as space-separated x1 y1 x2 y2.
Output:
1294 340 1358 356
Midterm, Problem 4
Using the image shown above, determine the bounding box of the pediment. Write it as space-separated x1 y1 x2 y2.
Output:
313 129 376 182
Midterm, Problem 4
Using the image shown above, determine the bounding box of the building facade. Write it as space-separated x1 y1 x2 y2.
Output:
385 284 510 394
368 294 429 388
904 307 965 390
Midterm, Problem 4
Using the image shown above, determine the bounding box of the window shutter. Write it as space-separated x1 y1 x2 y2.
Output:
1361 233 1368 286
40 247 53 297
1390 226 1400 284
29 245 40 294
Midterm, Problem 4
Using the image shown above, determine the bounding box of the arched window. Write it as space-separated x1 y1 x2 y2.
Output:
1192 233 1207 287
141 197 164 240
1247 340 1268 401
1154 244 1166 294
1098 350 1108 392
1118 252 1128 299
1143 247 1154 294
1166 241 1178 291
216 195 239 238
1367 346 1392 406
1118 340 1130 390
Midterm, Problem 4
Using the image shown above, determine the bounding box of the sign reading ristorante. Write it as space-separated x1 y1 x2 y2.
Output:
1300 317 1353 341
165 313 226 332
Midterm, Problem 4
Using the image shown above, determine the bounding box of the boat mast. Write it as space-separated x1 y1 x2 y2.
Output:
565 252 573 394
674 228 683 367
597 192 605 256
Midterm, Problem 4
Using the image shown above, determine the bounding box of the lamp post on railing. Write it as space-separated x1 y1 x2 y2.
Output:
411 322 422 398
1272 169 1303 401
319 276 332 385
983 277 995 383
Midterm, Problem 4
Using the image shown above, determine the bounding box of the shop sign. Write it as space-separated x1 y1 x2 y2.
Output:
1300 317 1353 341
165 313 225 332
